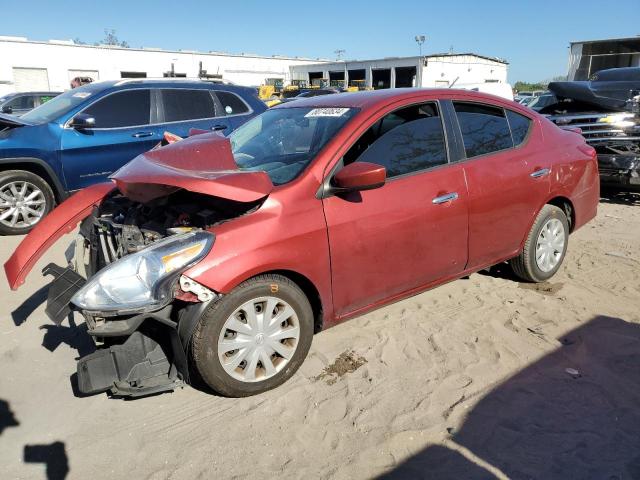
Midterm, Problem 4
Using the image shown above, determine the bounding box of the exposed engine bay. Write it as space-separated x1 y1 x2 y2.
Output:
79 188 261 275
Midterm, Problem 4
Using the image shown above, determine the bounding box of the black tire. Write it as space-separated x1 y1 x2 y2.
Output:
191 274 314 397
0 170 55 235
510 204 569 282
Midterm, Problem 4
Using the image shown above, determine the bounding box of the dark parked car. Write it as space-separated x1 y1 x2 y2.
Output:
6 89 599 398
541 67 640 190
0 79 265 234
0 91 60 116
278 88 340 104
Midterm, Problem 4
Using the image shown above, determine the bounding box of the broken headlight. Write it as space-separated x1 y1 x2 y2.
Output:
71 231 214 315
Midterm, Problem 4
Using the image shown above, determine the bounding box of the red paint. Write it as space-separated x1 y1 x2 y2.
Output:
4 182 115 290
6 89 599 332
333 162 386 190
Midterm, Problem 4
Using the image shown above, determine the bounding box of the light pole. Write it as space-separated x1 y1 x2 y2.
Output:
415 35 426 57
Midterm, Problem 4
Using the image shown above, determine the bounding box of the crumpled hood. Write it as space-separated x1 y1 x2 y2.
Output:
110 132 273 203
547 80 634 112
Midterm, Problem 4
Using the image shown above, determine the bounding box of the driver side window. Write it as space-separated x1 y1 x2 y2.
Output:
82 89 151 128
343 102 448 178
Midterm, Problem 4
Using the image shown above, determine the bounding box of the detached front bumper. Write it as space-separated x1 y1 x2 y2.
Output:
597 154 640 190
43 262 214 398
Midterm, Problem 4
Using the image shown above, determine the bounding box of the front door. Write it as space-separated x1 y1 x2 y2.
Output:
60 89 160 190
322 102 469 317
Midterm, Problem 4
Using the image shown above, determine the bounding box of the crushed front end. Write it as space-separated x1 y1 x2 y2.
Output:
43 189 260 397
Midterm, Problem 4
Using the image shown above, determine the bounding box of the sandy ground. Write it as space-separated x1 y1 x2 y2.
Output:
1 191 640 480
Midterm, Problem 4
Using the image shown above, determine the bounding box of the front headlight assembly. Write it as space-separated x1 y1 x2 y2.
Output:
71 231 214 315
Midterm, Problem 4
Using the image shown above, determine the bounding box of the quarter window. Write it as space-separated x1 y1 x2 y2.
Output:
453 102 513 158
83 90 151 128
161 89 216 122
215 91 249 115
506 110 532 146
344 103 448 178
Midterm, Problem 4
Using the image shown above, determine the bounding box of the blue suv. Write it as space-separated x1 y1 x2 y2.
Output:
0 79 266 234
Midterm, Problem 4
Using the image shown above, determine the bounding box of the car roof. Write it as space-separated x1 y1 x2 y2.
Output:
273 88 516 110
83 78 247 91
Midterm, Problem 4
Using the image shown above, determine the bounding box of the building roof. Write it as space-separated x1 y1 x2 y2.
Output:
296 53 508 67
0 35 329 62
570 36 640 46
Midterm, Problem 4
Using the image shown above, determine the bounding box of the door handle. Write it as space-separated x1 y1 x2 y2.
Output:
211 124 228 131
530 168 550 178
132 132 154 138
432 192 459 205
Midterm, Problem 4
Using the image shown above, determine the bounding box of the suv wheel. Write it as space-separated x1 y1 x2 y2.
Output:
191 274 314 397
0 170 55 235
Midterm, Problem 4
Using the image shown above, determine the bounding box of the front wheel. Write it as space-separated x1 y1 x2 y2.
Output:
510 204 569 282
191 274 314 397
0 170 55 235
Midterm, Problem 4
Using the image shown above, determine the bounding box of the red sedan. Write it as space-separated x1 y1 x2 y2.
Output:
5 89 599 398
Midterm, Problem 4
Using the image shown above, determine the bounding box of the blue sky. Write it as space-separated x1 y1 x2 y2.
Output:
2 0 638 82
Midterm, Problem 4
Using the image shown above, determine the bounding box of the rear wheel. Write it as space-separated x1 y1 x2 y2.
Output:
191 274 314 397
510 204 569 282
0 170 55 235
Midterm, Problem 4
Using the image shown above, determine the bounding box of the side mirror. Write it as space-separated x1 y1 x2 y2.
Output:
2 105 12 114
69 113 96 130
333 162 386 192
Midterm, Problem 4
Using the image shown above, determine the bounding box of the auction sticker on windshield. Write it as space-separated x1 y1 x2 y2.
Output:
305 108 350 117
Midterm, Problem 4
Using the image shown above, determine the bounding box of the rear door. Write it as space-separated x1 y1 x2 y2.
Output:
60 88 161 190
158 88 232 136
323 101 469 317
450 101 550 269
213 90 254 130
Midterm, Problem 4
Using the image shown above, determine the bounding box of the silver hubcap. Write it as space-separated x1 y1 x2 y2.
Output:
535 218 565 272
0 181 47 228
218 296 300 383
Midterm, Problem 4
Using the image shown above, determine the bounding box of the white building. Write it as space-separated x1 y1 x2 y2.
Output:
289 53 509 89
0 36 328 95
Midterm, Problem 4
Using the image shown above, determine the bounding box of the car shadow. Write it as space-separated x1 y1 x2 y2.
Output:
40 315 95 359
600 188 640 206
11 285 49 326
377 315 640 479
24 441 69 480
0 398 19 436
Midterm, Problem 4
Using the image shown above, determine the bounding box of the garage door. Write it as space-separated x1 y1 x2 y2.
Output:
13 68 50 92
68 70 99 82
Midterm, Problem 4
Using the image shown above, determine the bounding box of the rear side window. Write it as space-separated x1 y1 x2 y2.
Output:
454 102 513 158
215 91 249 115
6 95 35 110
161 89 216 122
83 90 151 128
344 102 448 178
506 110 532 146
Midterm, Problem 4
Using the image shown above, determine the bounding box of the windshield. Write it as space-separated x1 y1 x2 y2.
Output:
230 107 358 185
20 86 97 124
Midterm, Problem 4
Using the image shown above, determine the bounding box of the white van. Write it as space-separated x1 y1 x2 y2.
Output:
452 82 514 101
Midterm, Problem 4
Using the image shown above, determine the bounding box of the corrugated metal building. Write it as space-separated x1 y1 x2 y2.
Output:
568 36 640 80
289 53 509 89
0 36 328 95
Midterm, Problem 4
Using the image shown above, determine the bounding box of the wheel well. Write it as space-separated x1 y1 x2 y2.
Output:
257 269 324 333
547 196 575 232
0 161 63 203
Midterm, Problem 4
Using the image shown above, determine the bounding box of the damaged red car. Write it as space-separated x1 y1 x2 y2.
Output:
4 89 599 398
